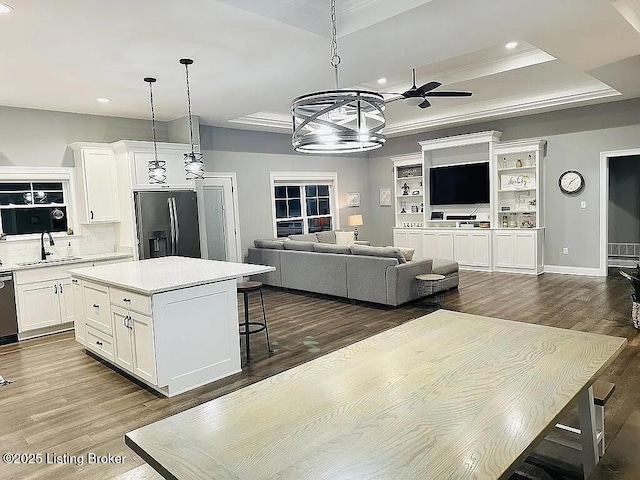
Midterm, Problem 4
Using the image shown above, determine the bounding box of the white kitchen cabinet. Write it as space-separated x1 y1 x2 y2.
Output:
393 229 424 260
421 230 455 262
58 277 75 324
112 305 157 384
492 229 544 274
72 278 85 344
70 144 121 223
15 280 61 331
83 281 111 335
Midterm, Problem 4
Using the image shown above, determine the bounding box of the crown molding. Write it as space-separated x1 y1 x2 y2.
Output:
228 112 291 130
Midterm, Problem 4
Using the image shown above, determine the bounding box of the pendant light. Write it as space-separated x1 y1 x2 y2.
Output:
180 58 205 180
144 77 166 184
291 0 386 154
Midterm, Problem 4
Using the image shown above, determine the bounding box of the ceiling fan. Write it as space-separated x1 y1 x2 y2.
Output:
384 68 473 109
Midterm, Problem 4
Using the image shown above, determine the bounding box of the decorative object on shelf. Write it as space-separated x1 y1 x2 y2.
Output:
379 188 392 206
502 215 508 227
411 190 420 195
418 180 423 187
501 174 535 190
179 58 205 180
508 215 517 228
501 206 511 212
528 154 534 167
501 157 507 169
400 201 407 214
290 0 385 153
420 203 424 213
144 77 166 184
347 192 360 207
521 214 535 228
558 170 585 195
516 158 523 168
479 221 490 228
619 265 640 329
348 214 363 240
401 183 410 195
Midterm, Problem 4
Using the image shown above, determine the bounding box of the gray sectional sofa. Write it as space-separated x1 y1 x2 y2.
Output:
247 231 459 306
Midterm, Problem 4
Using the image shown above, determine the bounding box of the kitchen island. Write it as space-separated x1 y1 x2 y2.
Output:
70 256 275 397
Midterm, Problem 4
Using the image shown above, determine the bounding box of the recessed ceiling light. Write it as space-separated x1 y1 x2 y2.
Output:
0 3 13 14
377 78 387 85
96 98 111 104
505 41 519 50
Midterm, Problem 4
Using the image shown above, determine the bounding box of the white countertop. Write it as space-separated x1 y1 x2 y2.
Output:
1 252 133 272
69 256 275 295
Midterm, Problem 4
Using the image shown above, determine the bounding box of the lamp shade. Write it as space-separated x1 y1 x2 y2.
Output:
348 214 363 227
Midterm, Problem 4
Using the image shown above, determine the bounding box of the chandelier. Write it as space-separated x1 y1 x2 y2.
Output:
180 58 205 180
291 0 386 154
144 77 166 184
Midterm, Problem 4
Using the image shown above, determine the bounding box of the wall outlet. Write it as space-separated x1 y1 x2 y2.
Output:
580 201 586 209
563 247 569 255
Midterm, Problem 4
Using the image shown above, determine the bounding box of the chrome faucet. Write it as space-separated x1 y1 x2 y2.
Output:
41 231 55 261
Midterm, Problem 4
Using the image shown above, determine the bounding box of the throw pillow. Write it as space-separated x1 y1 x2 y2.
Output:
335 231 355 246
315 230 337 244
396 246 416 261
289 233 318 243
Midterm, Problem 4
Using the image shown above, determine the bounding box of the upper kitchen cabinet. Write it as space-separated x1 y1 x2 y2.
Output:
70 143 120 223
112 141 195 190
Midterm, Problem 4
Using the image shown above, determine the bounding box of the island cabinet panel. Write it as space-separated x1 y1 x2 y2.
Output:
153 279 240 395
113 306 134 372
130 312 157 384
86 325 115 361
110 287 151 316
72 279 85 344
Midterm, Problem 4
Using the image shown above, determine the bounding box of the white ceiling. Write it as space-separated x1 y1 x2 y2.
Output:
0 0 639 137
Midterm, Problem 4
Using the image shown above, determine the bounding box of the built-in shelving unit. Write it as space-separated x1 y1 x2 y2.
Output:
391 132 547 275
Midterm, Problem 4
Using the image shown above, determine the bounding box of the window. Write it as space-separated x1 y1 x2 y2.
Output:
270 172 339 238
0 181 69 235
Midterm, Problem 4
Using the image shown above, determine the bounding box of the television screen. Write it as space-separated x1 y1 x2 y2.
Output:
430 162 490 205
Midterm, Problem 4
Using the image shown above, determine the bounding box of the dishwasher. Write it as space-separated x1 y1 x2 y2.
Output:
0 271 18 345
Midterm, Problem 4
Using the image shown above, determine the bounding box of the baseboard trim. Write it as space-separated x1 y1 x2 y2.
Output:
544 265 604 277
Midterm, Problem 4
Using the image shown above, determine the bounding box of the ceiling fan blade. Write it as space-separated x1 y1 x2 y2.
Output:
418 99 431 109
424 91 473 97
384 96 404 103
417 81 441 94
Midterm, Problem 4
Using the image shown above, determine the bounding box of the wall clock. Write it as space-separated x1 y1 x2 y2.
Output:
558 170 585 194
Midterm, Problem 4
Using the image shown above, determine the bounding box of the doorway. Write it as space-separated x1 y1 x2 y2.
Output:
196 174 242 263
600 149 640 275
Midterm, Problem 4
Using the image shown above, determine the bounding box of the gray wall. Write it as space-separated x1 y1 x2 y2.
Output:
200 126 371 258
0 105 167 167
609 156 640 244
368 98 640 268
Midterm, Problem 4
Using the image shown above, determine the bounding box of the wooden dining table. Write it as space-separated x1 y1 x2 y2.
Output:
125 310 626 480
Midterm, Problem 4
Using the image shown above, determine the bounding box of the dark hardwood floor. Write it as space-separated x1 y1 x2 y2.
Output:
0 270 638 479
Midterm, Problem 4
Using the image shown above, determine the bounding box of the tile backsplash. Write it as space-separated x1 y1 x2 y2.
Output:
0 223 119 266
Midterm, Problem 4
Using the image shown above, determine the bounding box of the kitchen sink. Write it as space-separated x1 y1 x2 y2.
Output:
17 256 83 267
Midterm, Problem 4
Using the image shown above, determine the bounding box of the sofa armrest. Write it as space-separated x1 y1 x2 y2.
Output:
353 240 370 246
385 259 434 306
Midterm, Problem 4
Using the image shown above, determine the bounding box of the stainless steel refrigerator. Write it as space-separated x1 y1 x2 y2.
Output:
134 190 201 260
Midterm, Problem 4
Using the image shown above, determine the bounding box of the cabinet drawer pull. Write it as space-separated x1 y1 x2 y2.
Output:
92 303 99 308
59 283 63 293
72 279 78 284
54 284 58 294
96 341 103 346
123 298 130 303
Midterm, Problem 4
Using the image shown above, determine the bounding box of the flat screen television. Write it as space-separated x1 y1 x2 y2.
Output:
430 162 490 205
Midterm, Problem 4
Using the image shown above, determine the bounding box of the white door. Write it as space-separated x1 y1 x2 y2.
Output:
407 232 423 260
454 233 473 265
82 149 120 222
72 279 86 345
196 177 240 262
515 233 536 268
394 230 408 248
16 281 61 331
131 312 157 384
437 232 454 260
422 232 437 258
112 306 134 373
472 233 490 267
58 278 75 324
494 232 515 267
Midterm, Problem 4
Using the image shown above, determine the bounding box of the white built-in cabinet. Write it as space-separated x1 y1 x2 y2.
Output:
14 258 132 336
69 144 120 223
391 132 547 275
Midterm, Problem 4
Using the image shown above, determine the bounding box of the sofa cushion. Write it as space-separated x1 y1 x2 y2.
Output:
283 240 316 252
349 244 406 264
314 243 352 254
253 238 286 249
432 258 459 276
397 247 416 261
289 233 318 243
335 231 355 246
316 230 337 244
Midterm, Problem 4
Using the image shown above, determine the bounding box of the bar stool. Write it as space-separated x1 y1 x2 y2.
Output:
237 281 273 363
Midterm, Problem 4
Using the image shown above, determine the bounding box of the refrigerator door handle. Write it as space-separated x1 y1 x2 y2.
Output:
168 197 177 255
172 197 180 254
